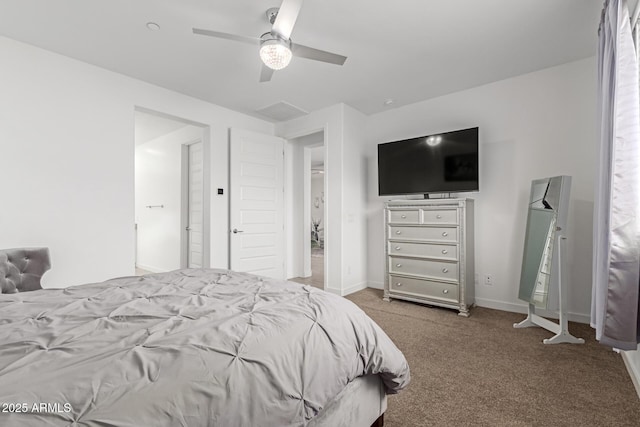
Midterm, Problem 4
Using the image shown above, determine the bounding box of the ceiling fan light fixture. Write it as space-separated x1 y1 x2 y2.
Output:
260 37 292 70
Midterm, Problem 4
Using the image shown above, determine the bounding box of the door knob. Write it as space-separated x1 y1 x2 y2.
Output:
232 229 244 234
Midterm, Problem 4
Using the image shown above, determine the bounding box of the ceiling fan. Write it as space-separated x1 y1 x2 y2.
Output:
192 0 347 82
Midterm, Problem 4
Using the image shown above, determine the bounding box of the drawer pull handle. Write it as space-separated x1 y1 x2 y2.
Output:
396 263 402 268
442 268 449 273
442 249 448 254
395 230 402 235
395 246 401 250
401 215 407 219
436 214 442 219
442 232 448 237
396 282 403 287
443 289 449 294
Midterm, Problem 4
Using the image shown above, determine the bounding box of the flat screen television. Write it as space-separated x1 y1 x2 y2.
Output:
378 127 479 196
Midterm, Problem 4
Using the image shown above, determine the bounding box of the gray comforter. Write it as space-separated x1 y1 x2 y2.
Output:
0 269 410 426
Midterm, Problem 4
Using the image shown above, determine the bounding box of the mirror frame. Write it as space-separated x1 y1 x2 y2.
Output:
518 175 571 308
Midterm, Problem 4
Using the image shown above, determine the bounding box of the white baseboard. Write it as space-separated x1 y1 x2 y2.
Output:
474 297 591 324
287 272 311 280
356 289 590 324
135 263 164 274
342 281 368 296
621 350 640 401
367 281 384 290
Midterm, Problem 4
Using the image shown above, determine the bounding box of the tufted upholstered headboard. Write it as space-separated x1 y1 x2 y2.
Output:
0 248 51 294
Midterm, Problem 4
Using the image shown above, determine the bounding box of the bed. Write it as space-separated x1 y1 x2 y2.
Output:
0 268 410 426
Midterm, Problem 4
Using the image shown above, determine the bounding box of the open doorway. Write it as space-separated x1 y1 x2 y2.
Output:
134 108 210 274
289 131 325 289
308 147 325 286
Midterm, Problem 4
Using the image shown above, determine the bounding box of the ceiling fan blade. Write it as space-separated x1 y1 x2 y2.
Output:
291 43 347 66
259 64 275 83
272 0 303 39
192 28 260 45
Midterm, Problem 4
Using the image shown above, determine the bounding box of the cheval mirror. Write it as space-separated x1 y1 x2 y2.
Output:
514 175 584 344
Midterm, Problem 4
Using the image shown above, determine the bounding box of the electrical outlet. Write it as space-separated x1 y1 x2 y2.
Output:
484 274 493 286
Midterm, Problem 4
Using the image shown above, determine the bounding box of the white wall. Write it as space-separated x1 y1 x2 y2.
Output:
0 36 273 288
0 34 597 322
276 104 368 295
342 105 368 294
135 125 202 272
280 107 341 289
278 104 368 295
364 57 597 321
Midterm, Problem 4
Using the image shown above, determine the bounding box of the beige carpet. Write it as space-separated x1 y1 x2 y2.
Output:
346 289 640 427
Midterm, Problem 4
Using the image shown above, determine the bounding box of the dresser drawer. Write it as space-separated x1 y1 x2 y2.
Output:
389 226 458 243
389 209 420 224
389 256 458 281
423 209 458 225
388 242 458 261
389 275 459 303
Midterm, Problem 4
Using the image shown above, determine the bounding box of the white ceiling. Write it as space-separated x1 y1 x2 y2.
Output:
0 1 602 121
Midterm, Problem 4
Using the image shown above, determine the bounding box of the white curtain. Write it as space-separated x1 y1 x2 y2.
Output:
592 0 640 351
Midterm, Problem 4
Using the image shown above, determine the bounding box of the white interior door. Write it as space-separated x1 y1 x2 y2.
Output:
230 128 284 279
187 141 204 268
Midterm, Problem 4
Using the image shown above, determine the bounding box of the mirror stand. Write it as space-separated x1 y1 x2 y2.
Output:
514 234 584 344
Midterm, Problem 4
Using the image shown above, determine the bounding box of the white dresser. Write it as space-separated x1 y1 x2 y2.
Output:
383 198 475 316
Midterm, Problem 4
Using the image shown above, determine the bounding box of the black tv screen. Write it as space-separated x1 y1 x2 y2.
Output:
378 127 479 196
